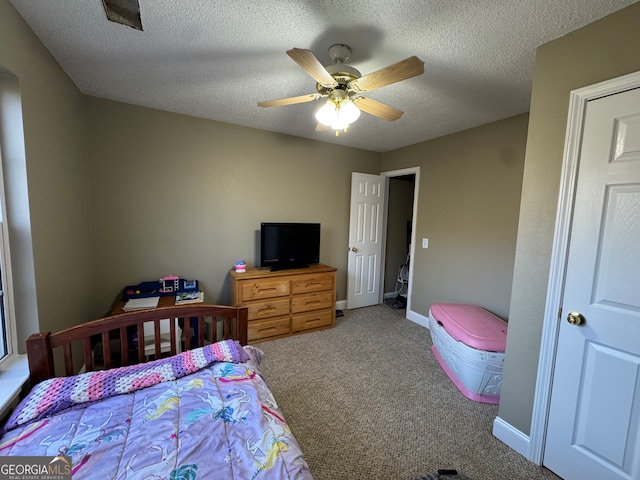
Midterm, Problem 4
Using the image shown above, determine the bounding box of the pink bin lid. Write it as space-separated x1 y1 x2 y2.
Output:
430 303 507 352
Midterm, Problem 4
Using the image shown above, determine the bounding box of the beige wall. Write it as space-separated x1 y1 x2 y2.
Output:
86 97 381 315
0 0 93 349
499 2 640 435
382 114 528 320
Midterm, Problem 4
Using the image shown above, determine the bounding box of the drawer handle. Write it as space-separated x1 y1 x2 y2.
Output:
305 283 322 288
257 306 277 314
257 287 279 294
258 326 277 333
305 300 322 306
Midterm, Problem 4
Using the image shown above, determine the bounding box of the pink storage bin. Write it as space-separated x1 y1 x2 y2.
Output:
429 303 508 404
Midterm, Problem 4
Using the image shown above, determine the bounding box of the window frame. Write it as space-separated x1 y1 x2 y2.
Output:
0 147 18 364
0 146 28 421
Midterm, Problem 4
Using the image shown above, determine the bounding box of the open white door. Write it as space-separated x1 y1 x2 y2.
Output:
543 86 640 479
346 172 386 309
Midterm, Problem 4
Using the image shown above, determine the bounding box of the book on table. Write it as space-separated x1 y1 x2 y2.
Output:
175 291 204 305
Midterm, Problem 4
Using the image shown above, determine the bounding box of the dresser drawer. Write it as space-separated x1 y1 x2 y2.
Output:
291 273 334 294
241 279 290 301
248 299 290 320
291 292 334 314
248 317 290 341
291 309 333 333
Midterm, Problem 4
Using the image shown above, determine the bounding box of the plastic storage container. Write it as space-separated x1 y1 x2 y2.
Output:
429 303 508 404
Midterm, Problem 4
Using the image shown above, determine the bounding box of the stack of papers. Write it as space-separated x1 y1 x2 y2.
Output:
122 296 160 311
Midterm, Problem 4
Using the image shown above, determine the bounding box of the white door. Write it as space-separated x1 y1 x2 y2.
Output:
543 87 640 479
346 172 386 309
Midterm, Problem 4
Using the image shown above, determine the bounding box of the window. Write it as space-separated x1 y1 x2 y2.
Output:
0 154 14 362
0 70 24 365
0 207 26 417
0 230 8 359
0 71 32 418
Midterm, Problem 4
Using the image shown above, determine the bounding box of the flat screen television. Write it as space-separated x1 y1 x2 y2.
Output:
260 222 321 271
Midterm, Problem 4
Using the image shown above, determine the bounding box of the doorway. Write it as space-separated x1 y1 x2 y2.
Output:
382 167 419 319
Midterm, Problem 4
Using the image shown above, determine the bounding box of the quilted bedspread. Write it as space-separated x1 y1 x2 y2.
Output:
0 342 312 480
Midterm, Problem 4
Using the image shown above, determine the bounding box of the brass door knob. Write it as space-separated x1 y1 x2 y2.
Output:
350 247 358 252
567 311 585 325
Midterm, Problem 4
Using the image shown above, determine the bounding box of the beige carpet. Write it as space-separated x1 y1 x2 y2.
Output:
257 305 561 480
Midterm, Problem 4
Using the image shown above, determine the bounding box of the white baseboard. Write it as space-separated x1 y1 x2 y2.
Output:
492 416 533 461
335 299 347 311
406 308 429 329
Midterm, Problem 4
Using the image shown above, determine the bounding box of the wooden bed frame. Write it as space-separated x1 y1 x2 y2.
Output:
25 304 248 385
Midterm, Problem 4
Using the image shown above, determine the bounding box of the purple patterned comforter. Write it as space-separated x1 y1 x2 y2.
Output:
0 341 312 480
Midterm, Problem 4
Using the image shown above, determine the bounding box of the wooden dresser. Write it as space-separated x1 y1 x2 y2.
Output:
230 264 337 343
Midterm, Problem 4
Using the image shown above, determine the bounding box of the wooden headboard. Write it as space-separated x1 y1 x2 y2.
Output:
26 304 248 385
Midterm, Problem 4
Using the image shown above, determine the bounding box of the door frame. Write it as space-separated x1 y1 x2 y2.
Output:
528 71 640 465
381 167 422 325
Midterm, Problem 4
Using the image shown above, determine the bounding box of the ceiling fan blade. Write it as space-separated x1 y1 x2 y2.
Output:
258 93 322 108
315 123 329 132
354 97 404 121
287 48 338 88
351 56 424 92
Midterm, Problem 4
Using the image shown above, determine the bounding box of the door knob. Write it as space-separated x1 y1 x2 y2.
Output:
350 247 358 252
567 311 585 325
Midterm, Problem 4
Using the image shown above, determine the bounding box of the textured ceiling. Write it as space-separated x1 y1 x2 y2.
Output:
8 0 638 152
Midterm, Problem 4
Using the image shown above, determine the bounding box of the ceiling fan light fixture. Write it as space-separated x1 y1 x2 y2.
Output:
339 99 361 124
315 98 361 130
315 100 337 127
330 117 349 131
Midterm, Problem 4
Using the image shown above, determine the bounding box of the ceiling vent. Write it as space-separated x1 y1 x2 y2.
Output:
102 0 143 31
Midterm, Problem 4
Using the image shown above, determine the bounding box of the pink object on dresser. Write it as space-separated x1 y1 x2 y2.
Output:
429 303 508 404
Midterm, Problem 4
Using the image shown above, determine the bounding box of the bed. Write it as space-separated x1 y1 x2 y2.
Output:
0 304 313 479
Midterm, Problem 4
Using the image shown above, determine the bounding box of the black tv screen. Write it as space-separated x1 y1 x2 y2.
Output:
260 222 320 271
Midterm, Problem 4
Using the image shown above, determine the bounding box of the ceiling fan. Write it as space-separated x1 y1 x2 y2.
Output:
258 44 424 134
